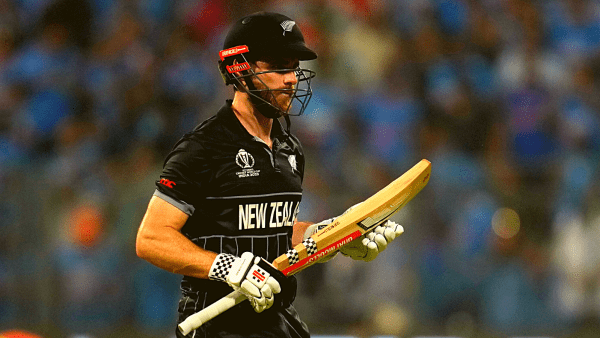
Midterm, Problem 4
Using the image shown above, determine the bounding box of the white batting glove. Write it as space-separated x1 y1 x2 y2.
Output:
303 218 338 262
208 252 283 313
340 220 404 262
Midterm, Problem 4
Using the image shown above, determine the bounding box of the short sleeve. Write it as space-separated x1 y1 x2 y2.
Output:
155 136 212 215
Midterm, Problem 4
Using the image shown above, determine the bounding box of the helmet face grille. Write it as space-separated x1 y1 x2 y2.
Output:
221 50 315 118
289 69 315 116
243 67 315 117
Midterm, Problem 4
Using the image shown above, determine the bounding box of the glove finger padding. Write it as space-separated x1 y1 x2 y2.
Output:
340 220 404 262
368 232 389 250
375 221 404 241
362 238 380 262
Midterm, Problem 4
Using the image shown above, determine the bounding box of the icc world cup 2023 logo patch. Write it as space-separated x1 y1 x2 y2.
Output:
236 149 254 168
236 149 260 178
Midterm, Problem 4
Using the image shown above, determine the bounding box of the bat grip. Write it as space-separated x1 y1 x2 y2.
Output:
177 290 247 335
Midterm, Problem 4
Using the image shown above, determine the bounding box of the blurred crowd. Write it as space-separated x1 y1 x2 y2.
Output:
2 0 600 337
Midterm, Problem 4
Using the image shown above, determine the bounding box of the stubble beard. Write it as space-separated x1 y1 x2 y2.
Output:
256 88 293 118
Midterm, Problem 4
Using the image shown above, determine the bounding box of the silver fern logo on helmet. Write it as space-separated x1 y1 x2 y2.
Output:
280 20 295 36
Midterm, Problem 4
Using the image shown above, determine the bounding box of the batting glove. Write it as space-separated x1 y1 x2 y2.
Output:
303 218 338 263
340 220 404 262
208 252 286 313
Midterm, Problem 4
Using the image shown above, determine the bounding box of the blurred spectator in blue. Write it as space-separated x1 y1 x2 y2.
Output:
132 260 181 336
356 66 424 172
543 0 600 63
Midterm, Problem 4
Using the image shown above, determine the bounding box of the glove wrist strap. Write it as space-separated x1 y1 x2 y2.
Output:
208 253 237 282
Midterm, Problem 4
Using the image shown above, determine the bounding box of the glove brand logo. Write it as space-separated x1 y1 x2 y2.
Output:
159 178 177 188
280 20 295 36
236 149 255 168
252 270 266 282
235 149 260 178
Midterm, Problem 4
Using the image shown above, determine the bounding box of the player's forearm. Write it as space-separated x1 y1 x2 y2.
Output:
136 227 217 279
136 195 217 279
292 220 314 246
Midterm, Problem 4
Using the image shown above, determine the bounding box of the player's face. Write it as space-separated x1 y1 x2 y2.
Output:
251 58 299 113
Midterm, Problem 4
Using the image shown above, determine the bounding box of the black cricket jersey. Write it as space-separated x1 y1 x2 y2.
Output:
155 100 309 338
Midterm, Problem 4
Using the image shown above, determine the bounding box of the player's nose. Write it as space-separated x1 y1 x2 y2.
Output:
283 70 298 86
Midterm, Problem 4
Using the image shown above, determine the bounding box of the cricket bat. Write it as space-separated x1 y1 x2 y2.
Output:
178 159 431 335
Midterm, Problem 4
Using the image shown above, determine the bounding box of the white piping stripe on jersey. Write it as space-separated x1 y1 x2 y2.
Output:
192 233 289 261
205 192 302 200
194 294 200 314
201 292 208 312
191 234 288 240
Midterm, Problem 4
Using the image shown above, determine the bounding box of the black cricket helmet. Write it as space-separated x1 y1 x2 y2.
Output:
218 12 317 118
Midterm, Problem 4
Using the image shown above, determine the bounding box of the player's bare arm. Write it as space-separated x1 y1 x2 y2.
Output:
292 219 313 247
136 195 217 279
137 196 289 314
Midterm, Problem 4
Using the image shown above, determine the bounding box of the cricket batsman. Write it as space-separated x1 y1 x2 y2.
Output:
136 11 404 338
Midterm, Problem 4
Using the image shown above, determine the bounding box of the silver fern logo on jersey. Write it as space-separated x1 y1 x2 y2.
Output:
288 154 297 172
236 149 260 178
280 20 295 36
236 149 254 168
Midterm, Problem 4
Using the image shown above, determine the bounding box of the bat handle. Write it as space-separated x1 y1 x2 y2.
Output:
177 290 247 335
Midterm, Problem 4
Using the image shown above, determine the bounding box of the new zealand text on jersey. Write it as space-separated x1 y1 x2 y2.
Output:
239 201 300 230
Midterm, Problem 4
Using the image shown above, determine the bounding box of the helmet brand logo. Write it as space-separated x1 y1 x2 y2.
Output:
219 45 249 61
280 20 295 36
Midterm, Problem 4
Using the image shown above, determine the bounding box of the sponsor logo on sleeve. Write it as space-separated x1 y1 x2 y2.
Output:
159 178 177 188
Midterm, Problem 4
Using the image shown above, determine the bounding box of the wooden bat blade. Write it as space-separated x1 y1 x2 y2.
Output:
274 159 431 275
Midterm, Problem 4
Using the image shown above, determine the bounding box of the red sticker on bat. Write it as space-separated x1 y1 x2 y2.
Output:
282 230 362 276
